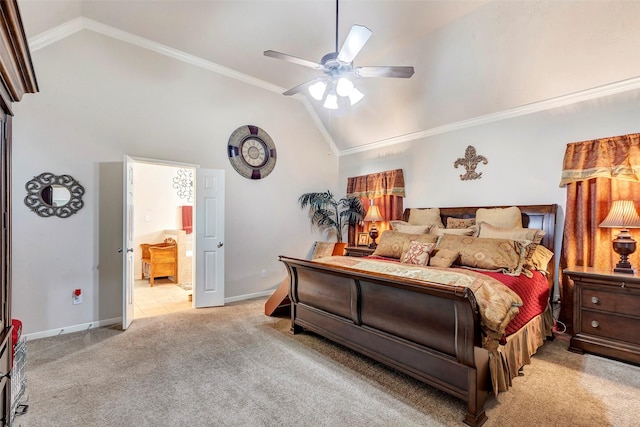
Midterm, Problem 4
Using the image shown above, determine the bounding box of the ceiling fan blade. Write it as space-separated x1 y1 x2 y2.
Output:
282 76 327 96
337 25 372 63
264 50 323 70
354 66 415 78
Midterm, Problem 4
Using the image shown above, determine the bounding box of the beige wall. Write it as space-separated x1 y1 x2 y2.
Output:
12 30 337 335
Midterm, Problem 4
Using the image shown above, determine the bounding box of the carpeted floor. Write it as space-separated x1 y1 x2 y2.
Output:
13 297 640 427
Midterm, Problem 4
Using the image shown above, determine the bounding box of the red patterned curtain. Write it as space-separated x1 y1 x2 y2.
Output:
559 133 640 331
346 169 405 245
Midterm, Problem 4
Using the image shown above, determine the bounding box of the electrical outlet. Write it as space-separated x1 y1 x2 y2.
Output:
261 269 267 278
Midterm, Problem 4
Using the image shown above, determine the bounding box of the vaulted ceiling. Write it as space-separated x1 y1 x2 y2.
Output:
17 1 640 154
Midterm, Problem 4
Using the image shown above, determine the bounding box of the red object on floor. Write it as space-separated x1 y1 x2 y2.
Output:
11 318 22 355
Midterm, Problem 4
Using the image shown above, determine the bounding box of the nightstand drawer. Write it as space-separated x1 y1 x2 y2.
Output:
582 288 640 317
581 310 640 345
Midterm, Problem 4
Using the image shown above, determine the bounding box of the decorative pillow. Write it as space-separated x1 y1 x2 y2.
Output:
446 217 476 229
408 208 444 228
527 244 554 271
431 227 475 236
475 206 523 229
390 220 431 234
311 242 335 259
429 248 459 268
436 233 526 276
401 242 435 266
373 230 438 259
477 222 545 264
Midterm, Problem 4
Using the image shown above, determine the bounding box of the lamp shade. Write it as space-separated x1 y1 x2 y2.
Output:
599 200 640 228
364 205 383 222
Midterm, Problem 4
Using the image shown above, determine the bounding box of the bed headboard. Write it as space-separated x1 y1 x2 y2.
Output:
402 204 558 252
402 204 559 288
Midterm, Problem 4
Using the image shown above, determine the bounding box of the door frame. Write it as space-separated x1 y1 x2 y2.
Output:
122 156 199 330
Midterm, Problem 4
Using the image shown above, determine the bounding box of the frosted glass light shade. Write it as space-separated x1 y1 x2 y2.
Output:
323 93 338 109
348 88 364 105
336 77 354 96
309 81 327 101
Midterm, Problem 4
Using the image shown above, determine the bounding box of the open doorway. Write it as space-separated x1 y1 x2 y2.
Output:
133 162 195 319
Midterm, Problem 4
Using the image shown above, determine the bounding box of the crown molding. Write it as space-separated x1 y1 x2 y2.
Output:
338 75 640 156
28 17 640 158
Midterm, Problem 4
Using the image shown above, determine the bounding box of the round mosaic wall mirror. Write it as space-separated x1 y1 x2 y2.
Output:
24 172 85 218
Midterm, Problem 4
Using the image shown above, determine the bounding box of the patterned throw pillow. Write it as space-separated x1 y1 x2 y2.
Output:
373 230 438 259
401 242 435 266
477 222 545 265
429 248 459 268
436 233 526 275
446 217 476 229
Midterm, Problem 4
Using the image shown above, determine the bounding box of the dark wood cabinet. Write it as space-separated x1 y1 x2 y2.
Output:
344 246 375 257
0 2 38 425
565 267 640 365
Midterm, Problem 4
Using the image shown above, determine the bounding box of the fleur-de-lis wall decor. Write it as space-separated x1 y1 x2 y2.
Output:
453 146 488 181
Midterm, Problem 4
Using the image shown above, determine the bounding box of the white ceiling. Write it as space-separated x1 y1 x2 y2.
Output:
16 1 640 153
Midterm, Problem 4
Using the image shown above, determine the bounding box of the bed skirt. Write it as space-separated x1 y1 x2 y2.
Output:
491 304 554 393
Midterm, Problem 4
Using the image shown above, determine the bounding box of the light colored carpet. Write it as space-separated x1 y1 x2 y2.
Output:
13 297 640 427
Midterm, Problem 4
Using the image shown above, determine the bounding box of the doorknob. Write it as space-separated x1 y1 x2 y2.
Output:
217 242 224 248
118 248 134 253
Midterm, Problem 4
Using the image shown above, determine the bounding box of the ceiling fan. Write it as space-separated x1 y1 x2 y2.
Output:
264 0 414 109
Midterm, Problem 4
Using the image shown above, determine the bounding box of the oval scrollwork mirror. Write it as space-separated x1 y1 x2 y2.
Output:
24 173 85 218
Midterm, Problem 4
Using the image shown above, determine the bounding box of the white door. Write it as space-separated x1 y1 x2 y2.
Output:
122 155 135 329
194 168 225 307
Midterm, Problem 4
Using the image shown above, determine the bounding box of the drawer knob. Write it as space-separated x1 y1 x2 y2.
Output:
591 320 600 328
591 296 600 304
621 282 626 288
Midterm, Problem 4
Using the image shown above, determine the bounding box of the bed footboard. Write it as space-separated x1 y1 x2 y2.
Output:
280 256 490 427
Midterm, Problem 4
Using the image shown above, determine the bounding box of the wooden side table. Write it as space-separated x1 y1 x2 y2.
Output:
344 246 375 257
564 266 640 365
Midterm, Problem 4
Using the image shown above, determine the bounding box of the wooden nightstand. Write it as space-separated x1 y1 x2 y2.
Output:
344 246 375 257
564 267 640 365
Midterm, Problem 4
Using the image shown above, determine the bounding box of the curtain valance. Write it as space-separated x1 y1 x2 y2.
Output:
346 169 405 199
559 133 640 187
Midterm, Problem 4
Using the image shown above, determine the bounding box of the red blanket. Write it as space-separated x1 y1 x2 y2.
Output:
475 269 550 337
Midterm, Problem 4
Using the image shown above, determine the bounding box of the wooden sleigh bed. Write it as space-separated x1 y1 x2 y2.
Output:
279 204 557 426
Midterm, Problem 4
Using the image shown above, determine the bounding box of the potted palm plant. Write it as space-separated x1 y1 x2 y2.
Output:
298 190 365 244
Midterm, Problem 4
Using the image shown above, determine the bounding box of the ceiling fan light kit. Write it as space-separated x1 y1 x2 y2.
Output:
264 0 414 110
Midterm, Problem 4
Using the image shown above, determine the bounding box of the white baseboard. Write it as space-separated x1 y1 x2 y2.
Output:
24 317 122 341
224 289 273 304
22 291 274 340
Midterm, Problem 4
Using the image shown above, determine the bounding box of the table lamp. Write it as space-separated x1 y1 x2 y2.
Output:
599 200 640 274
364 205 384 249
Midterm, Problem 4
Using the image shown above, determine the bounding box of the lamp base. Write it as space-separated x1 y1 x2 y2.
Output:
613 264 635 275
368 226 379 249
612 230 637 275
